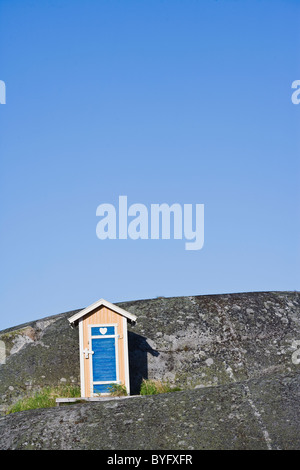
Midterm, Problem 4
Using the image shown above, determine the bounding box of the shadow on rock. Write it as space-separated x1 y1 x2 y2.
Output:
128 331 160 395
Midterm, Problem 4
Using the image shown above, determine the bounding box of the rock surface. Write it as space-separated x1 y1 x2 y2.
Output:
0 291 299 449
0 371 299 450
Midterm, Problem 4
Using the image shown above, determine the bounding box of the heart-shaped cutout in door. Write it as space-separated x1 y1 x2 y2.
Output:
100 327 107 335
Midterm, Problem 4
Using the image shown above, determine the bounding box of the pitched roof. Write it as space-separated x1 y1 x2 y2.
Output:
68 298 137 324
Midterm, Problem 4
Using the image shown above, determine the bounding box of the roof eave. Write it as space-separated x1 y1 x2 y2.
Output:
68 298 137 324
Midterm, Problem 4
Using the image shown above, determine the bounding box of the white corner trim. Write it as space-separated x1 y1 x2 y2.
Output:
79 319 85 397
123 316 130 395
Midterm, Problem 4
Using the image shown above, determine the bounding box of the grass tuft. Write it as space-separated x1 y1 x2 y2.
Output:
6 384 81 414
108 383 128 397
140 379 181 395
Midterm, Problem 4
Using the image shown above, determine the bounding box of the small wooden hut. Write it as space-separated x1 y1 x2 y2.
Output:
68 299 137 397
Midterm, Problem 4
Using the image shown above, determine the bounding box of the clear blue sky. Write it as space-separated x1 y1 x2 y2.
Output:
0 0 299 330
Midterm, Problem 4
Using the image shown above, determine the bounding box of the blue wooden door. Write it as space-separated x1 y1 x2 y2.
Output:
91 326 118 395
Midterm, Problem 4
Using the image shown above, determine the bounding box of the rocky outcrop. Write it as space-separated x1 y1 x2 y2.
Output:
0 370 299 450
0 291 299 449
1 292 300 414
124 292 300 394
0 310 81 415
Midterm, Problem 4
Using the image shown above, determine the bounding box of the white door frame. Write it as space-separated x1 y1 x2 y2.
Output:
88 323 119 396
